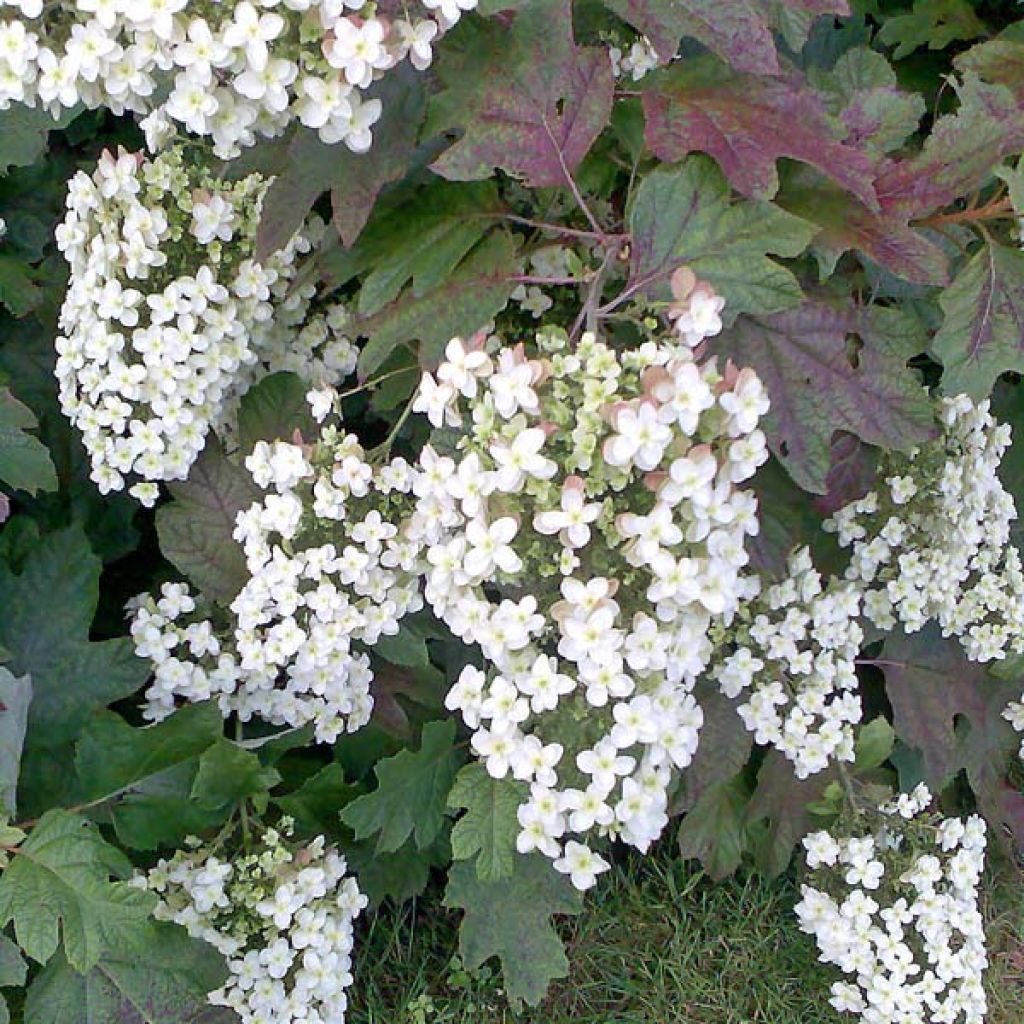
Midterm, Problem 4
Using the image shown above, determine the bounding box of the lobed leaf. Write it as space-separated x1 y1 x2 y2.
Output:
447 764 526 882
429 0 614 189
444 854 582 1005
718 301 935 493
0 668 31 817
0 388 57 496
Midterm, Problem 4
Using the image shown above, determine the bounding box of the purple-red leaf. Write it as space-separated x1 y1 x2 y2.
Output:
875 76 1024 221
642 62 878 207
778 170 949 286
718 302 935 493
813 433 878 516
429 0 614 189
880 628 1024 854
600 0 847 73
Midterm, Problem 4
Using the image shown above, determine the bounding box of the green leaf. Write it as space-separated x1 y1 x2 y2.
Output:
73 706 230 848
0 388 57 496
641 59 877 206
853 717 896 773
877 0 985 60
718 301 935 493
429 0 614 188
932 241 1024 400
347 836 448 907
237 372 316 452
0 668 31 816
357 183 501 316
627 156 816 317
340 719 460 853
447 764 526 882
443 854 582 1006
676 776 751 880
155 439 260 604
0 106 82 174
190 739 281 811
0 935 27 988
24 926 229 1024
275 763 357 838
0 255 43 317
0 528 149 817
0 811 155 970
356 232 519 378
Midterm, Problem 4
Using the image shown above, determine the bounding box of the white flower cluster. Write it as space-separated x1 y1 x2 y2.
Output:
0 0 476 157
827 395 1024 665
55 146 309 505
409 328 770 888
55 148 360 505
796 787 988 1024
711 546 864 779
142 824 366 1024
131 426 425 742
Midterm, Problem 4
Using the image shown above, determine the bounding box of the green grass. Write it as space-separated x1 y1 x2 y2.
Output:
349 841 1024 1024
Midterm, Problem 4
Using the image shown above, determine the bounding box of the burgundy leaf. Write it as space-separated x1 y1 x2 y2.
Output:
429 0 614 189
718 301 935 493
642 62 878 207
812 432 878 516
880 628 1024 854
875 76 1024 221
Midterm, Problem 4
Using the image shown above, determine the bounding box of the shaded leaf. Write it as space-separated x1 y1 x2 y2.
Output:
718 301 934 493
931 241 1024 400
745 751 834 876
0 387 57 495
339 719 460 853
876 0 985 60
275 763 357 839
0 933 27 988
627 156 815 316
24 927 229 1024
0 668 30 816
0 811 155 970
0 106 82 175
237 372 316 452
677 776 750 880
190 740 281 811
347 838 444 907
155 439 260 604
444 854 582 1006
430 0 614 188
255 70 426 259
0 528 148 816
812 432 878 517
642 60 877 206
447 764 526 882
356 231 518 377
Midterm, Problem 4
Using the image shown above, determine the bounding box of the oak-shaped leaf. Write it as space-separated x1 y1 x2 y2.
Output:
0 668 31 817
931 241 1024 400
745 751 835 877
275 763 357 840
447 764 526 882
0 388 57 496
777 167 949 286
339 719 461 853
0 528 149 817
641 60 877 206
880 628 1024 853
73 704 229 850
0 811 156 971
155 438 260 604
237 372 316 453
676 775 751 880
718 301 934 493
255 68 427 259
627 156 816 316
875 76 1024 222
876 0 986 60
0 105 82 175
24 926 231 1024
355 231 519 378
444 854 582 1006
601 0 847 72
429 0 614 189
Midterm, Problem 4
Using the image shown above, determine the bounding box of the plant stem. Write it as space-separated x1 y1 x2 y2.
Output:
917 195 1014 228
837 763 862 819
337 364 417 400
498 214 622 242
